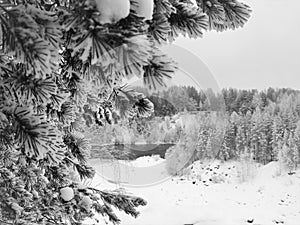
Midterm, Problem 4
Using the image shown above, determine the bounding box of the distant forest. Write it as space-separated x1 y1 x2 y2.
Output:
134 86 300 117
92 86 300 170
128 86 300 169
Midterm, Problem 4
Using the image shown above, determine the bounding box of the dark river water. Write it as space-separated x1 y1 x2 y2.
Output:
90 143 175 160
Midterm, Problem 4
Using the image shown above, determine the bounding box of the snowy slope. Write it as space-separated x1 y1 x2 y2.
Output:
87 158 300 225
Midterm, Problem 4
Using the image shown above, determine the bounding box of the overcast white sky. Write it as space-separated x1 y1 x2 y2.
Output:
172 0 300 90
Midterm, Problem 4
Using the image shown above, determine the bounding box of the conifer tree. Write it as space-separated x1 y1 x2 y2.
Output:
235 113 251 156
294 121 300 165
250 107 262 162
236 125 246 155
271 116 285 161
277 130 296 173
259 112 273 164
195 117 210 159
0 0 251 224
288 133 299 171
205 134 213 158
220 118 236 160
278 132 298 173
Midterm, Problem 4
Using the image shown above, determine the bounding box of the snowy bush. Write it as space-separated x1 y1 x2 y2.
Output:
276 132 299 174
278 144 294 174
165 116 199 175
165 141 196 176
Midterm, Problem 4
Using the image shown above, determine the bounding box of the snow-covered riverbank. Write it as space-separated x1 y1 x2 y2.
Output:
87 157 300 225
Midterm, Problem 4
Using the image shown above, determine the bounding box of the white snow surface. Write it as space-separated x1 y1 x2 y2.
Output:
86 157 300 225
123 155 164 167
60 187 74 202
95 0 130 24
131 0 154 20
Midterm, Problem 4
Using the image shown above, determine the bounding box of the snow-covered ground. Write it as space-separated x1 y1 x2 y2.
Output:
87 157 300 225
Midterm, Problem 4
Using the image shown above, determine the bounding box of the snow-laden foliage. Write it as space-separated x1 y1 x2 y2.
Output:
95 0 131 24
60 187 75 201
131 0 154 20
143 48 177 91
0 0 251 224
196 0 252 31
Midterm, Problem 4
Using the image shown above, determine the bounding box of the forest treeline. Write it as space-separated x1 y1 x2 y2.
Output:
130 86 300 172
134 86 300 116
91 86 300 173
